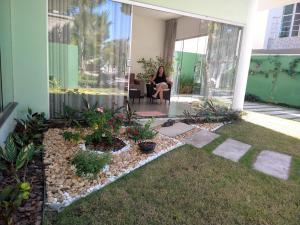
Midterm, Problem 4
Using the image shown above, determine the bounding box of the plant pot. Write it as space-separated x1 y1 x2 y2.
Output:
138 141 156 153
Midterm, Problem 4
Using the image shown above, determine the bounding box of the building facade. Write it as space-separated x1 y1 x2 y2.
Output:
264 2 300 49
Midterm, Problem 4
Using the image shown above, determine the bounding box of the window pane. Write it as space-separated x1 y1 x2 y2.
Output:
294 19 300 25
279 31 289 37
48 0 132 118
282 15 292 23
282 21 292 27
281 26 290 32
294 14 300 21
292 30 299 36
293 25 299 31
283 4 294 15
296 3 300 13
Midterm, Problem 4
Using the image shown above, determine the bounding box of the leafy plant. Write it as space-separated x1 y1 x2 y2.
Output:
71 151 111 178
0 134 37 180
0 182 30 225
137 56 174 81
61 104 81 127
14 108 46 146
83 106 124 145
126 119 157 143
49 75 62 89
183 99 242 124
245 93 261 102
62 131 81 143
124 101 136 126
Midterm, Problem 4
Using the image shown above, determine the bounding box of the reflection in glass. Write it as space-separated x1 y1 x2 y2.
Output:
173 20 241 107
48 0 132 117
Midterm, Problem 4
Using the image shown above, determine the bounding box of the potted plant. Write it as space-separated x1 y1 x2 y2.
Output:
126 119 157 153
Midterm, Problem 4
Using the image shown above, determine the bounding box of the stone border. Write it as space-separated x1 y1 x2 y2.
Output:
46 140 184 212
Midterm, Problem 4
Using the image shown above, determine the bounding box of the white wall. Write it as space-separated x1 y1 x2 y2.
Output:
252 10 269 49
176 17 208 40
264 7 283 48
132 0 250 25
131 13 165 75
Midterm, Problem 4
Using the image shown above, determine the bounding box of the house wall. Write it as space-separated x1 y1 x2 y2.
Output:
5 0 251 119
0 0 14 107
133 0 250 25
252 10 269 49
131 13 165 75
10 0 49 117
0 0 16 144
246 55 300 107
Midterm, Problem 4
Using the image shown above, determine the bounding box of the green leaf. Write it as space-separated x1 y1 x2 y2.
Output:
0 160 7 171
1 135 17 163
15 147 28 171
26 144 36 161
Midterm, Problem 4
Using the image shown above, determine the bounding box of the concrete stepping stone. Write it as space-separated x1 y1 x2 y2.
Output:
157 122 194 137
138 119 166 128
184 129 220 148
212 139 251 162
253 150 292 180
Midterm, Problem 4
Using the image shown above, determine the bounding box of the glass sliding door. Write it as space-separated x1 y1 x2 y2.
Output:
173 19 241 107
201 22 241 105
48 0 132 117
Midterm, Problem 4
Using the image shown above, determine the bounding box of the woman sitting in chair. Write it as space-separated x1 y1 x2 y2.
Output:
151 66 171 104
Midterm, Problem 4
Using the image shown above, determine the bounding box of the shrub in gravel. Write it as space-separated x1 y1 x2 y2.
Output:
71 151 111 178
62 131 81 143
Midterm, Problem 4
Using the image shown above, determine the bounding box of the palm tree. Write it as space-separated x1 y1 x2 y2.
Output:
70 0 109 75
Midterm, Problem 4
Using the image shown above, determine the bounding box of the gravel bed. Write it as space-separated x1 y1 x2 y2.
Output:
43 128 181 210
43 123 222 211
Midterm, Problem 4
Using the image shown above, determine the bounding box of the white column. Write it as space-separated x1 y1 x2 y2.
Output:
232 0 258 111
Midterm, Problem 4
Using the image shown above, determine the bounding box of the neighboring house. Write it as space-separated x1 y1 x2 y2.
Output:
264 2 300 49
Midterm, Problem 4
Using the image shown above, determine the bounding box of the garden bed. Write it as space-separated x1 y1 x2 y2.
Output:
0 152 44 225
44 122 222 211
44 128 181 210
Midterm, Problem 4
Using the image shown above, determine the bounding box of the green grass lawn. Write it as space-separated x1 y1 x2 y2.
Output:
44 121 300 225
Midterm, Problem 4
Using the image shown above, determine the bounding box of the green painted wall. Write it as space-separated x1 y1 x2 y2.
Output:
133 0 249 24
0 0 14 107
49 43 79 88
10 0 49 117
246 55 300 107
175 51 199 81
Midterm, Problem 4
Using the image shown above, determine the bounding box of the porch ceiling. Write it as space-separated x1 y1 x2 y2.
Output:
258 0 299 10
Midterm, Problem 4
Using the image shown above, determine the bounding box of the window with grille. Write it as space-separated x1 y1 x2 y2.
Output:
280 3 300 37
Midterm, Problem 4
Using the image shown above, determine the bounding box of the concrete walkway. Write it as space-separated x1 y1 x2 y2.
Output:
244 102 300 122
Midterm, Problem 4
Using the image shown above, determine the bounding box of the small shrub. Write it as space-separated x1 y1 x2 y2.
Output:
61 104 81 127
245 93 261 102
14 108 46 146
126 119 157 143
83 105 124 145
62 131 81 143
183 99 242 124
71 151 111 178
0 134 37 180
0 182 30 225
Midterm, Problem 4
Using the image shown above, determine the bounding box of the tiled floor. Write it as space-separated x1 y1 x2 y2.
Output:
131 97 192 118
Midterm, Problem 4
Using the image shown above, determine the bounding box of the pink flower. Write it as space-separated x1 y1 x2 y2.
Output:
96 107 104 113
117 113 125 119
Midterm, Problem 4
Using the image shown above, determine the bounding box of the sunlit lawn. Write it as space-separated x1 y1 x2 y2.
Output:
44 121 300 225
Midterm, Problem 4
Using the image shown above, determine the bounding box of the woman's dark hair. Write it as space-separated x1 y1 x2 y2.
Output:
156 66 166 78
